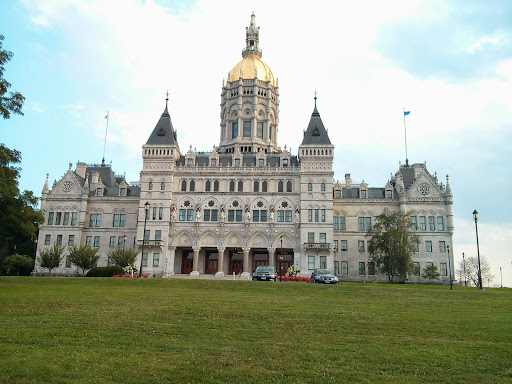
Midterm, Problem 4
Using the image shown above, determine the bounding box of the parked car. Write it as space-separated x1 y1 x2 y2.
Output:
252 266 278 281
310 269 339 284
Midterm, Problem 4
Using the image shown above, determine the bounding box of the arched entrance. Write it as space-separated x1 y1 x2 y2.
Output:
229 248 244 275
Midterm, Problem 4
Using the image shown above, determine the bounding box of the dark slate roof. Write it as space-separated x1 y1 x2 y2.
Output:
85 166 116 187
400 166 416 190
79 165 139 197
342 187 388 199
301 100 331 145
146 101 177 145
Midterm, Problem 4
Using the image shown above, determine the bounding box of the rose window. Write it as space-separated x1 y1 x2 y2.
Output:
418 183 430 195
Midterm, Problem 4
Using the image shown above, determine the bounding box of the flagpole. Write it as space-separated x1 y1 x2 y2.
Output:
403 108 409 167
102 111 109 167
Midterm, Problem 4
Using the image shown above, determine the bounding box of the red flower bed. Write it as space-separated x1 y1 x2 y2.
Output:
280 276 311 282
113 274 149 278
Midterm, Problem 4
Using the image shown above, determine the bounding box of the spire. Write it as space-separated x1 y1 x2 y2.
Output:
243 12 262 59
445 174 452 196
301 92 331 145
145 93 177 146
42 173 49 194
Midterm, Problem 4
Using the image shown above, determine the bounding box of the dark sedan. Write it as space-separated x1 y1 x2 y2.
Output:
252 266 278 281
310 269 339 284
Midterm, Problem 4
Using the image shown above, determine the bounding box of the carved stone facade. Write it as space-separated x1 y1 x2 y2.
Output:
34 14 454 283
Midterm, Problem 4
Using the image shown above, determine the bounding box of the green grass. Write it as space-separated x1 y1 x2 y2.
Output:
0 278 510 383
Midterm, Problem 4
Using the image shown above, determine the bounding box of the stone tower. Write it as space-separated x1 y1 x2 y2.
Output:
218 13 279 154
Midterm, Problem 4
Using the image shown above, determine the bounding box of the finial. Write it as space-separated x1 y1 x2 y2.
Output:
46 173 49 179
446 174 449 181
69 163 72 170
313 90 319 114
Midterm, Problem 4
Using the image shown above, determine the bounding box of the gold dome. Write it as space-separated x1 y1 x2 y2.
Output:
229 56 275 86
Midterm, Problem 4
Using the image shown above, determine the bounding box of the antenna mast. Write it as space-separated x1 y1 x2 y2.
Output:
102 111 109 167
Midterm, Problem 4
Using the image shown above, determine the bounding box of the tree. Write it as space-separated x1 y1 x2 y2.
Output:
1 254 34 276
422 264 440 280
457 255 494 287
366 209 419 283
107 246 138 268
67 245 100 275
37 242 65 275
1 34 25 119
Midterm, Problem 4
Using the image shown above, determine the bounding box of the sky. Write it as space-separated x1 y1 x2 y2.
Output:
1 0 511 287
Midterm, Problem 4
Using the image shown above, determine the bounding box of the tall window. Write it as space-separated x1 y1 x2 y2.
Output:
308 183 312 192
232 122 238 138
228 209 242 222
358 217 364 231
148 182 153 191
437 217 444 231
365 217 372 230
238 180 243 192
269 124 272 140
155 230 162 241
286 181 292 192
321 183 326 192
307 232 314 243
57 235 62 246
152 207 157 220
159 208 163 220
86 236 92 247
109 236 116 248
262 181 267 192
243 121 251 137
319 233 326 243
440 262 447 276
368 262 375 276
425 241 432 252
213 180 219 192
278 181 283 192
334 261 339 275
45 235 51 245
320 256 327 269
142 253 148 267
253 181 259 192
93 236 100 247
71 212 77 226
113 214 119 227
205 180 211 192
333 240 338 250
308 209 312 222
308 256 315 270
252 210 267 222
358 240 365 252
315 209 319 222
428 216 435 231
439 241 446 253
181 180 187 191
48 212 54 225
419 216 426 231
120 214 126 227
321 209 326 223
339 217 346 230
410 216 417 230
68 235 74 246
204 209 218 221
190 180 195 192
359 262 366 275
257 122 263 138
229 180 235 192
341 261 348 275
63 212 70 225
153 253 160 268
55 212 62 225
340 240 347 251
144 230 150 241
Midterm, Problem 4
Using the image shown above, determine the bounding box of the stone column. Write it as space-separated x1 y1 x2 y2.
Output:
215 247 225 278
268 248 275 268
190 246 200 277
241 247 251 280
165 246 176 277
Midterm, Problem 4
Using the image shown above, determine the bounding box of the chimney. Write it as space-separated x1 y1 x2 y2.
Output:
76 162 87 179
345 173 351 187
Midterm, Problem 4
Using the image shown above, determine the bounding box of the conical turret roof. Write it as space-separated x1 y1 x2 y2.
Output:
301 96 331 145
146 97 178 146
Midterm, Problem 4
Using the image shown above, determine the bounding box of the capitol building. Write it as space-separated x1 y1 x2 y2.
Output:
35 14 455 282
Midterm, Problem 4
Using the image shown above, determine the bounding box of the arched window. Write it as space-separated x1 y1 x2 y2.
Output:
238 180 243 192
321 183 326 192
262 181 268 192
214 180 220 192
229 180 235 192
286 181 292 192
148 182 153 191
278 181 284 193
254 180 259 192
181 180 187 191
160 182 165 191
308 183 312 192
190 180 195 192
205 180 211 192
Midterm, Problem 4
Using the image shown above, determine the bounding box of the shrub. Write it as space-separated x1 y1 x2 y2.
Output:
86 266 124 277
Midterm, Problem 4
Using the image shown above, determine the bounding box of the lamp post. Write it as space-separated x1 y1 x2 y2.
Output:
500 267 502 288
139 201 150 277
462 252 467 287
472 210 484 291
447 245 452 290
122 234 127 264
279 235 283 282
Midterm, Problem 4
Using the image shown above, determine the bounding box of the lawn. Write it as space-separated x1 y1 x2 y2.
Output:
0 278 510 384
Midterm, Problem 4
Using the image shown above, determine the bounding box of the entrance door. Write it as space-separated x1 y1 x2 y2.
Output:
205 251 218 274
276 251 293 276
181 250 193 274
229 250 244 275
252 252 269 271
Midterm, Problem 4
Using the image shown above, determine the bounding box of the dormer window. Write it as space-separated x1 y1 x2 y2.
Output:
361 190 367 198
96 188 102 196
335 190 341 198
259 159 264 167
235 159 240 167
386 190 392 198
211 159 217 167
120 188 126 196
283 158 288 166
187 159 193 166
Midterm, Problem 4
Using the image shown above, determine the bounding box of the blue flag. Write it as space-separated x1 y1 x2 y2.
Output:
404 111 410 116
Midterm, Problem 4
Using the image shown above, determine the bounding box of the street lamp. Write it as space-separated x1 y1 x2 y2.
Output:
500 267 502 288
462 252 467 287
447 245 452 290
139 201 150 277
122 234 127 264
279 235 283 282
472 210 484 291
